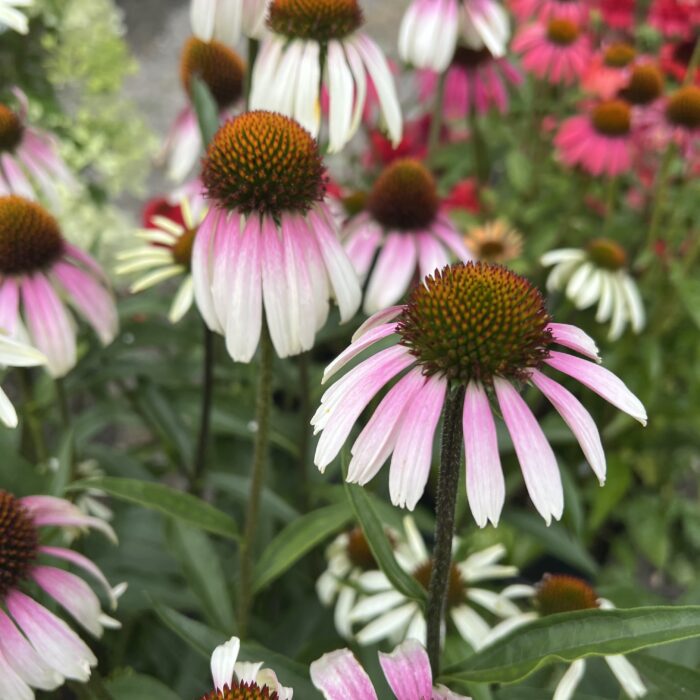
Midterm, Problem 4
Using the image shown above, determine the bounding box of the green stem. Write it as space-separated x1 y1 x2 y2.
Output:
245 38 260 107
18 368 48 463
469 106 488 184
239 324 274 637
604 175 619 227
427 70 448 159
54 376 71 430
426 385 466 676
298 351 312 510
684 38 700 85
646 145 675 252
192 323 215 493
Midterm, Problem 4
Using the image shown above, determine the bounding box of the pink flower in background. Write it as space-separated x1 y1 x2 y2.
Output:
0 489 123 697
648 0 700 39
596 0 636 29
513 17 591 85
160 37 245 182
508 0 588 23
420 46 522 118
555 100 635 176
313 262 646 525
342 158 471 314
443 178 481 214
193 111 360 362
581 42 637 99
311 639 470 700
400 0 511 72
0 195 118 377
0 89 75 207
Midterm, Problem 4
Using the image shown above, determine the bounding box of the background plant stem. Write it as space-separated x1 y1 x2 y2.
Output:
191 323 214 494
427 70 448 159
426 384 466 676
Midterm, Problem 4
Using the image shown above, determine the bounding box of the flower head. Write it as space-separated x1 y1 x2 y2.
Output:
343 157 471 313
508 0 588 23
251 0 402 152
665 84 700 131
581 43 637 98
314 262 646 525
0 490 122 696
619 63 665 106
193 111 360 362
0 195 118 376
200 636 292 699
542 240 645 340
464 219 523 263
311 638 470 700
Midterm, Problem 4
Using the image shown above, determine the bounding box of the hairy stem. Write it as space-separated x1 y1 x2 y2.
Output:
427 70 448 159
298 351 312 510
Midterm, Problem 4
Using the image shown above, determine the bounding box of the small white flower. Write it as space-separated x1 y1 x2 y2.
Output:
190 0 271 44
0 0 33 35
542 240 645 341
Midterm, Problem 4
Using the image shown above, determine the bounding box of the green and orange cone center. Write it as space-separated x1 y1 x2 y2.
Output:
0 104 23 153
535 574 599 616
199 682 279 700
666 85 700 129
591 99 632 136
171 226 197 268
0 490 39 600
453 46 493 69
268 0 364 42
546 19 579 46
367 158 439 231
180 37 246 110
0 195 65 275
397 263 552 384
603 42 636 68
587 238 627 271
202 111 326 216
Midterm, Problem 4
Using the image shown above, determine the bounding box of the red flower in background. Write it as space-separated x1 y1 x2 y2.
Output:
365 115 432 167
660 40 700 85
141 196 186 229
596 0 636 29
648 0 700 39
444 178 481 214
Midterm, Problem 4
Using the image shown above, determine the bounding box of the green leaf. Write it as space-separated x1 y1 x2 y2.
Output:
70 477 239 540
443 606 700 685
503 510 598 577
191 76 220 146
153 601 225 657
342 453 427 605
106 671 181 700
634 653 700 699
49 428 74 496
253 502 353 593
166 520 236 632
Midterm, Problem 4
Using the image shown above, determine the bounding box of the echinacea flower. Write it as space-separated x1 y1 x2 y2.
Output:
117 188 207 323
512 17 591 85
0 195 118 377
581 42 637 99
419 46 522 118
399 0 511 72
664 84 700 151
311 638 470 700
313 262 647 525
555 100 634 177
483 575 647 700
464 219 522 263
0 490 123 697
648 0 700 40
0 0 32 34
508 0 588 23
342 157 471 314
542 240 645 341
250 0 402 152
349 516 519 648
619 62 665 108
200 636 293 699
190 0 271 45
0 89 74 206
596 0 635 29
161 37 245 182
193 111 361 362
0 332 45 427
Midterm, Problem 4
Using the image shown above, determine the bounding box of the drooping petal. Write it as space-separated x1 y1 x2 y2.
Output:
378 639 433 700
547 322 600 362
327 40 355 152
604 655 646 698
261 217 293 358
352 306 403 342
323 323 398 383
553 659 586 700
210 637 240 692
310 649 378 700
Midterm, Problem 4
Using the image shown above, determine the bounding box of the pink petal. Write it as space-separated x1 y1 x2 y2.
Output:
364 233 417 314
545 351 647 425
547 323 600 362
192 207 225 333
323 323 398 383
463 380 505 527
378 639 433 700
310 649 378 700
494 378 563 525
416 232 450 281
0 647 32 700
352 306 404 342
0 279 20 335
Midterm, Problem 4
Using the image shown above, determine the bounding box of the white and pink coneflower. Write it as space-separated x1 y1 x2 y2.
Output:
250 0 402 152
0 489 123 697
512 17 591 86
199 636 293 700
0 195 118 377
161 37 245 182
420 46 522 118
399 0 511 72
311 638 470 700
0 332 45 428
190 0 271 45
193 111 361 362
555 99 634 177
0 89 74 206
313 262 647 526
342 157 471 314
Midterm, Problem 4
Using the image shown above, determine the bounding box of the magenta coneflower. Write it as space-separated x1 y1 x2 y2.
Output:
160 37 245 182
0 195 118 377
581 42 637 99
313 262 646 526
0 490 122 696
555 100 634 177
512 17 591 85
420 46 522 118
508 0 588 22
193 111 361 362
342 157 471 314
0 89 74 206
